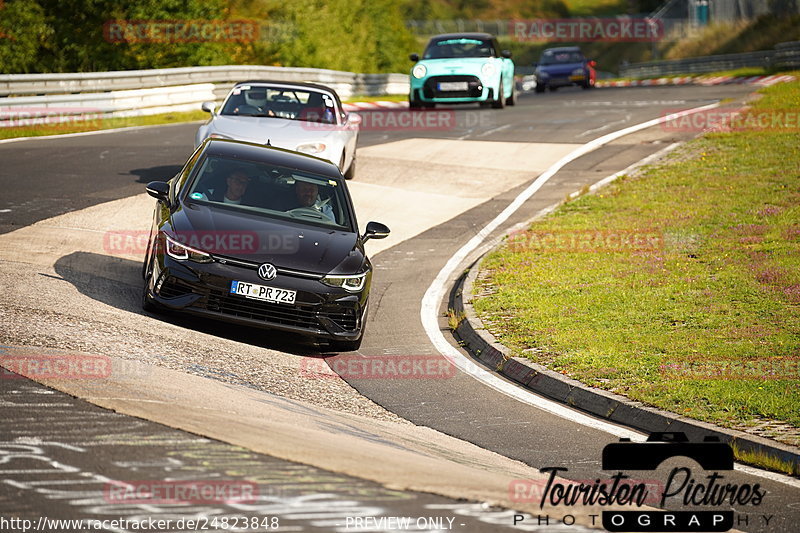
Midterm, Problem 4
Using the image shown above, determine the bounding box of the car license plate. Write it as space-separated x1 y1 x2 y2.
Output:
230 280 296 304
438 82 468 91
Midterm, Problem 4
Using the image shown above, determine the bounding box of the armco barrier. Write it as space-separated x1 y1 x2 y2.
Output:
0 65 409 124
620 40 800 78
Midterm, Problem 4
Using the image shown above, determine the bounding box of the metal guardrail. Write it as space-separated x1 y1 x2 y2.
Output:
0 66 410 126
620 41 800 78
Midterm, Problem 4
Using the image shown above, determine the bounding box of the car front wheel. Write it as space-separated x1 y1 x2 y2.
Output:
492 81 506 109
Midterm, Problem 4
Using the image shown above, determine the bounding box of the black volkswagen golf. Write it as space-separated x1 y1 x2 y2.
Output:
142 138 389 351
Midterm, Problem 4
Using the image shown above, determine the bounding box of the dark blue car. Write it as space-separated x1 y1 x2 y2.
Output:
534 46 596 93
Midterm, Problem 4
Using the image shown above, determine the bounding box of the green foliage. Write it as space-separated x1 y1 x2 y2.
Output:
0 0 50 73
0 0 417 74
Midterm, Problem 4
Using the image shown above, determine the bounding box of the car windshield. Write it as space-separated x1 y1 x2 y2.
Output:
184 155 353 231
540 50 585 65
220 85 338 124
423 38 495 59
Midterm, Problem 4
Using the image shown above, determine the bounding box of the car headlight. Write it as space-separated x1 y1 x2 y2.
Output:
572 68 585 76
321 272 367 292
481 62 496 76
164 234 212 263
296 142 327 155
209 133 232 140
412 64 427 79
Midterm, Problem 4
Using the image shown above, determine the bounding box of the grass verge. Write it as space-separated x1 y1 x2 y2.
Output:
0 95 408 141
0 110 209 141
473 78 800 451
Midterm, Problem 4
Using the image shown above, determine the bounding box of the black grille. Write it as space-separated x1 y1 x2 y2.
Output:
423 75 483 99
158 277 195 299
203 289 320 329
321 307 358 331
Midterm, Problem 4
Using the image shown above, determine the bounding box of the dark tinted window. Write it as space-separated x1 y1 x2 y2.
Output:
423 38 496 59
183 155 353 231
540 50 585 65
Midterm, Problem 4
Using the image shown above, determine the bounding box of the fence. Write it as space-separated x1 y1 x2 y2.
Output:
0 65 409 125
620 40 800 77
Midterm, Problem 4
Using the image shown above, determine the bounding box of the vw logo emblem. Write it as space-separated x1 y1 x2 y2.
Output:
258 263 277 281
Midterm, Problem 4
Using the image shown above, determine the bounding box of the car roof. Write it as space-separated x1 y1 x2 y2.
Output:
428 32 495 41
542 46 583 53
202 138 342 179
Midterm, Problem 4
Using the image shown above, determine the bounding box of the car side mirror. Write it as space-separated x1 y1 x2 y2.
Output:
501 50 512 58
363 221 390 242
201 101 216 114
409 53 419 62
146 181 171 205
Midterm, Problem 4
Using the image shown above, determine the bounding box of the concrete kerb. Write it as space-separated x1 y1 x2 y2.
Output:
448 165 800 478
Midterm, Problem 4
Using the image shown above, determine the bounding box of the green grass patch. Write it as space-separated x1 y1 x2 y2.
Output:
0 110 209 140
603 67 773 83
473 78 800 437
344 94 408 103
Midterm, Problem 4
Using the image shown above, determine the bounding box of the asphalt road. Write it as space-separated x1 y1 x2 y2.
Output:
1 84 797 532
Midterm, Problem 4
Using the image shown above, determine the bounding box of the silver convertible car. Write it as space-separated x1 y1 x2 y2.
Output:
196 81 359 179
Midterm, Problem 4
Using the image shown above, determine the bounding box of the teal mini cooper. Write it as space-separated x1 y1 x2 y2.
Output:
409 33 516 109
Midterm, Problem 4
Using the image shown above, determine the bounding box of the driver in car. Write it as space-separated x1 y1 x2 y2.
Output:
290 180 334 221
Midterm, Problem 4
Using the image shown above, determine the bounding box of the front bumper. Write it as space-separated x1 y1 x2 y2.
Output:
411 74 495 104
147 255 366 342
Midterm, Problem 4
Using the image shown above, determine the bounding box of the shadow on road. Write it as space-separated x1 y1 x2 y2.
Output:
127 165 182 184
53 251 320 356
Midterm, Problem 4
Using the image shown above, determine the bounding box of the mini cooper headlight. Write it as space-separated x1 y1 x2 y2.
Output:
412 64 427 79
481 62 496 76
572 68 585 76
296 142 327 154
164 234 212 263
321 272 367 292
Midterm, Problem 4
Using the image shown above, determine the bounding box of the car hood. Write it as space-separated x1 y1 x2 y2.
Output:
416 57 501 76
170 201 361 274
537 62 585 76
210 115 339 149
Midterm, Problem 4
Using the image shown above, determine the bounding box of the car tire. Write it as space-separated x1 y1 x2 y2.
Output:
582 78 595 89
142 262 158 313
492 81 506 109
506 83 516 106
549 85 558 92
344 156 356 180
409 99 422 109
535 84 546 94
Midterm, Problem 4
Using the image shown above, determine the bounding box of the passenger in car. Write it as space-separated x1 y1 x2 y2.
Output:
290 180 335 220
199 170 252 205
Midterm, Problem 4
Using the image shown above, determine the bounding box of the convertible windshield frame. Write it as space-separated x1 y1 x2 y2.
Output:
219 84 340 125
181 154 356 233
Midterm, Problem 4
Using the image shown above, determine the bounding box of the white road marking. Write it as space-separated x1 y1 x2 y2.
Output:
0 120 201 145
421 100 800 487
